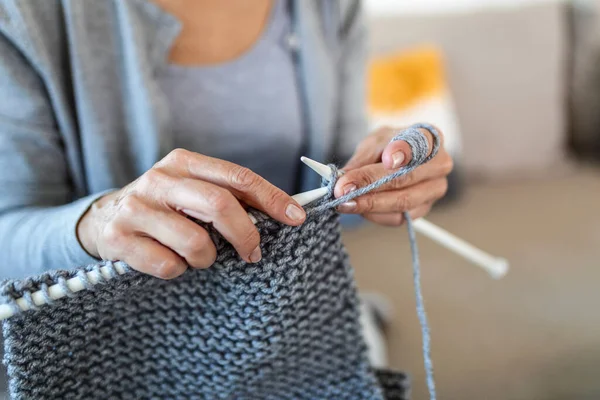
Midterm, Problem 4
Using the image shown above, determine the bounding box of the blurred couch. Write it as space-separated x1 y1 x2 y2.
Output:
366 1 571 181
570 0 600 159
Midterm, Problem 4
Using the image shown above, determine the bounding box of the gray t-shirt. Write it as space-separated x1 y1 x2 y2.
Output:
158 0 304 194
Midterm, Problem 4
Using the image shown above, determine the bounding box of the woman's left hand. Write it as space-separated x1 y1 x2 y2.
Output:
334 125 453 226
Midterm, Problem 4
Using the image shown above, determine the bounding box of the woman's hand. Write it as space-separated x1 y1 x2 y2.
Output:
334 125 453 226
77 149 307 279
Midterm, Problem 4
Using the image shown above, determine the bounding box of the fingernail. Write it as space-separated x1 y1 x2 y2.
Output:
338 201 357 212
286 204 306 221
392 152 405 168
343 184 357 195
249 246 262 263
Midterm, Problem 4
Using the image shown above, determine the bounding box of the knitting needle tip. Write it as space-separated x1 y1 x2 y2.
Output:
292 187 329 207
300 156 334 181
299 156 509 279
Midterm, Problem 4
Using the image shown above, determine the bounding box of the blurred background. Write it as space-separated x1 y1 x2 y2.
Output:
2 1 600 399
346 0 600 399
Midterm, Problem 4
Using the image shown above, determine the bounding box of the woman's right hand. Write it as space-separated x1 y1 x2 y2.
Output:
76 149 307 279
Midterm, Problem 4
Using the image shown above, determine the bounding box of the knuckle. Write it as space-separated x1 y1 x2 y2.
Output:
352 169 374 188
154 258 185 280
167 148 190 164
395 172 413 188
205 187 235 215
154 148 189 169
140 168 170 191
118 194 145 217
182 230 212 258
263 190 287 211
395 193 412 212
360 195 375 213
229 166 260 191
184 230 209 252
101 221 128 247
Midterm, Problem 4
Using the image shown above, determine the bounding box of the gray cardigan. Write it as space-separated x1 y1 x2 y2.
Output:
0 0 367 278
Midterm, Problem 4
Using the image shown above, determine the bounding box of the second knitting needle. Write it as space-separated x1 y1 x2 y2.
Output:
300 157 509 279
3 186 332 320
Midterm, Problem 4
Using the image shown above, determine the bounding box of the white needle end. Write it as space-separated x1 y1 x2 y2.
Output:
292 187 329 207
300 156 334 181
412 218 509 279
489 258 510 279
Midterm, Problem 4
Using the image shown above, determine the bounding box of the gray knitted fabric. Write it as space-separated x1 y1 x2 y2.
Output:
0 125 439 400
0 209 406 400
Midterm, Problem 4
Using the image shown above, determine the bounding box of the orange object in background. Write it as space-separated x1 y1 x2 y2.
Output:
369 45 447 113
368 44 462 202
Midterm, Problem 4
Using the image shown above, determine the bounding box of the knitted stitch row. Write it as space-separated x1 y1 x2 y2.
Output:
0 124 439 399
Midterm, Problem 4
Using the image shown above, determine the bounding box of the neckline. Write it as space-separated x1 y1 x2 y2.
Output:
164 0 283 72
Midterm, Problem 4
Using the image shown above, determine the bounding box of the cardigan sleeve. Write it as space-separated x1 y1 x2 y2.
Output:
0 31 100 279
332 0 369 164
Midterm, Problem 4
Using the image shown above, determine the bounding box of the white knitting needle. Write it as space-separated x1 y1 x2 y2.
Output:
300 156 509 279
0 262 129 321
0 187 332 321
248 187 329 224
0 159 506 322
300 156 336 179
292 187 330 206
1 184 328 320
410 218 509 279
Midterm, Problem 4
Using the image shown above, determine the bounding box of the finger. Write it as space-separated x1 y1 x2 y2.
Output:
166 179 262 264
342 127 395 170
362 203 433 227
122 201 217 269
337 178 447 214
159 149 305 226
381 127 438 170
334 151 452 198
105 235 188 279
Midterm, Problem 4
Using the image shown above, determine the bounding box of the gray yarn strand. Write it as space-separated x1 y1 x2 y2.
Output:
405 213 436 400
309 123 440 214
0 123 439 400
311 123 440 400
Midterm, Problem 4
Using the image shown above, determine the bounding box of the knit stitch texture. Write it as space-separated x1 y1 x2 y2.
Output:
0 124 440 399
0 208 410 399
